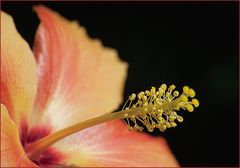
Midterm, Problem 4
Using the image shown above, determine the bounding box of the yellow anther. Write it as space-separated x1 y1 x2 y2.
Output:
186 104 194 112
151 86 156 94
192 99 199 107
145 90 150 96
166 122 171 128
181 95 188 102
161 84 167 90
189 89 196 98
183 86 189 95
142 96 147 101
158 88 164 95
159 125 167 132
173 91 179 97
170 122 177 127
129 93 136 101
146 123 156 132
177 116 183 122
169 85 176 91
138 91 144 98
170 115 176 120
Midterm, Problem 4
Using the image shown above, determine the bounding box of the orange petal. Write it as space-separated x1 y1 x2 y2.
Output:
54 121 179 167
1 11 37 129
1 104 38 167
33 6 128 130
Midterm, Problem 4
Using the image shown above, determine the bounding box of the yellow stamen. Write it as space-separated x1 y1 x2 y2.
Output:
121 84 199 132
26 84 199 161
192 98 200 107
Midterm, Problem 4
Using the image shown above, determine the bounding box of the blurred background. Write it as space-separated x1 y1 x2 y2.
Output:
2 2 238 166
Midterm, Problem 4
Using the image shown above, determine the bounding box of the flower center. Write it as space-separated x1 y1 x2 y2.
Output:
20 124 65 166
25 84 199 165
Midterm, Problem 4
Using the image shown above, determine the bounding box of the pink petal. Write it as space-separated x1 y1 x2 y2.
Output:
1 104 38 167
55 121 179 167
33 6 128 130
0 11 37 130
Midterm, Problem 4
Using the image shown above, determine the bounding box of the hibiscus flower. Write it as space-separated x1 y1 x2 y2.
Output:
1 5 198 167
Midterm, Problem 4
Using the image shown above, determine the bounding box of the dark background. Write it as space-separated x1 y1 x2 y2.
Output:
2 2 239 167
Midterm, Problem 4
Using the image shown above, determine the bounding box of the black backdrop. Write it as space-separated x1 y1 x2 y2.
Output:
2 2 239 166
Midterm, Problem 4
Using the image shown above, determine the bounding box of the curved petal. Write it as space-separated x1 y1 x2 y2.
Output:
32 6 128 130
0 11 37 129
55 121 179 167
1 104 38 167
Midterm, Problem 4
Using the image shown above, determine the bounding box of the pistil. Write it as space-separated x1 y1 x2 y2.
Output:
26 84 199 161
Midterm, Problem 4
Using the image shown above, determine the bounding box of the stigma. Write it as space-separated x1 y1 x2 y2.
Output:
121 84 199 132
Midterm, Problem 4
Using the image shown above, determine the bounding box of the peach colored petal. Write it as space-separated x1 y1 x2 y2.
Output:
1 11 37 129
55 121 179 167
1 104 38 167
32 6 128 130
